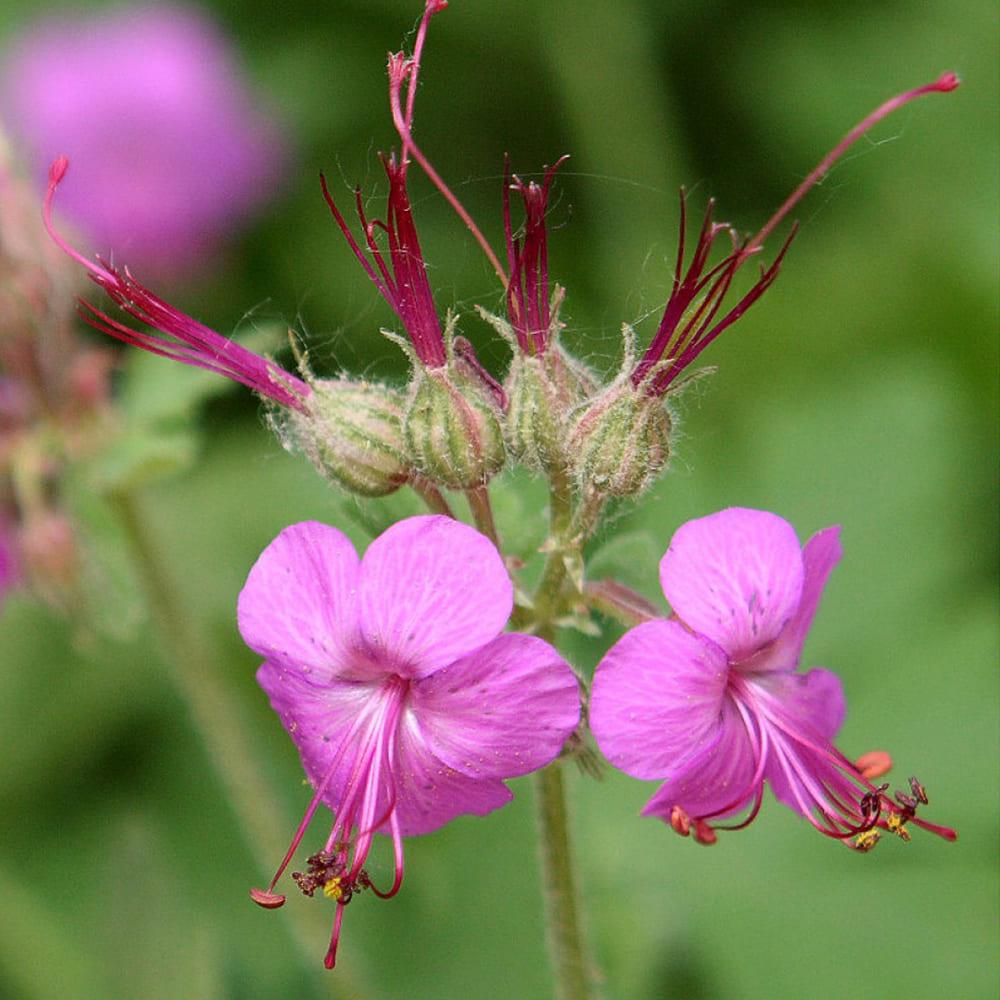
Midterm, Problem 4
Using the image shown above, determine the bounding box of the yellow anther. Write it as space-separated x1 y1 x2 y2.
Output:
886 812 912 842
323 877 344 901
852 829 881 853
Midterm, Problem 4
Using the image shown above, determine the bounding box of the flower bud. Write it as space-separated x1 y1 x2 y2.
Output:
285 379 410 497
505 345 594 473
568 381 670 498
405 366 505 489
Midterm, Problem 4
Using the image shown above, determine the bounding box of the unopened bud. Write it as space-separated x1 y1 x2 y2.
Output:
568 381 670 497
285 379 410 497
405 366 505 489
505 346 596 473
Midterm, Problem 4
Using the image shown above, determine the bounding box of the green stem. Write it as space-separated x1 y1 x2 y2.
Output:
113 488 367 998
522 471 604 999
465 484 501 548
533 761 595 1000
583 578 660 628
410 474 455 517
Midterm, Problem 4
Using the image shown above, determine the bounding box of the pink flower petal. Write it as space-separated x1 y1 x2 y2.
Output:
641 699 758 822
256 660 379 800
762 526 843 671
590 620 729 780
660 508 804 662
411 634 580 779
260 660 515 837
357 516 513 678
238 522 361 683
392 716 513 836
759 668 848 816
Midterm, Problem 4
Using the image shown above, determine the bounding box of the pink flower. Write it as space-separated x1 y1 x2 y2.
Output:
0 4 283 276
42 158 310 413
590 508 955 850
239 515 581 967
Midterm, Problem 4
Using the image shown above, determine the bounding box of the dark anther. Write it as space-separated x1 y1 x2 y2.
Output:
860 785 887 824
292 849 346 897
894 791 918 811
909 777 929 805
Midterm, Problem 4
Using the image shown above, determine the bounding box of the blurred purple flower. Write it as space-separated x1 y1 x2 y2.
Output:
0 4 285 275
0 514 20 605
239 515 580 967
590 507 955 850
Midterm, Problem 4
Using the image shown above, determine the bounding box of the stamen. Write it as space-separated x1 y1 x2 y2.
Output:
693 820 717 846
745 72 960 257
249 888 286 908
670 805 691 837
633 73 959 396
46 158 311 412
855 750 893 780
504 156 569 354
386 2 508 286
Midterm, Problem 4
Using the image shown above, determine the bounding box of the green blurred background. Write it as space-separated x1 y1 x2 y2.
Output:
1 1 996 998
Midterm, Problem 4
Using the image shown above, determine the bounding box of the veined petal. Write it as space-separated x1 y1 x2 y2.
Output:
411 634 580 779
238 522 361 682
641 699 758 822
762 526 843 672
256 660 383 807
357 516 513 678
756 668 848 817
392 710 513 836
660 508 804 661
590 620 728 780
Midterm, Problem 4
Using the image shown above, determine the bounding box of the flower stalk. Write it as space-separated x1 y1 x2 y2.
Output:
533 762 595 1000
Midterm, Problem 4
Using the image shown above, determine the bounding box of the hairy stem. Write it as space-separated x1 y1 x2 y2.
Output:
584 578 660 628
524 470 602 999
533 761 596 1000
113 488 366 997
410 474 455 517
465 484 501 548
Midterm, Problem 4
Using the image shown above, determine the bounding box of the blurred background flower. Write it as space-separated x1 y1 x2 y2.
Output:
0 2 994 999
0 4 286 278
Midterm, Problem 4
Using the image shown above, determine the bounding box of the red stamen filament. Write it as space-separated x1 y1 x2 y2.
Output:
635 72 959 394
251 677 409 971
387 2 508 287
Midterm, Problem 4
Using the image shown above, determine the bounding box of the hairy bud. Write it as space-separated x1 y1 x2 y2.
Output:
285 379 410 497
568 380 670 498
505 346 594 473
405 366 505 489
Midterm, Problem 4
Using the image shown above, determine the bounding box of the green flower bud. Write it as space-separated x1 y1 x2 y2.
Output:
405 365 505 489
505 354 563 471
505 345 594 473
568 380 670 498
285 379 410 497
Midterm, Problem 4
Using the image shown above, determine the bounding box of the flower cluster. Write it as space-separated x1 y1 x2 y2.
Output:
32 0 960 973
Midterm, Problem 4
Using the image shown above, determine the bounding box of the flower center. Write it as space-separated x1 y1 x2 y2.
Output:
673 671 955 850
250 674 410 968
